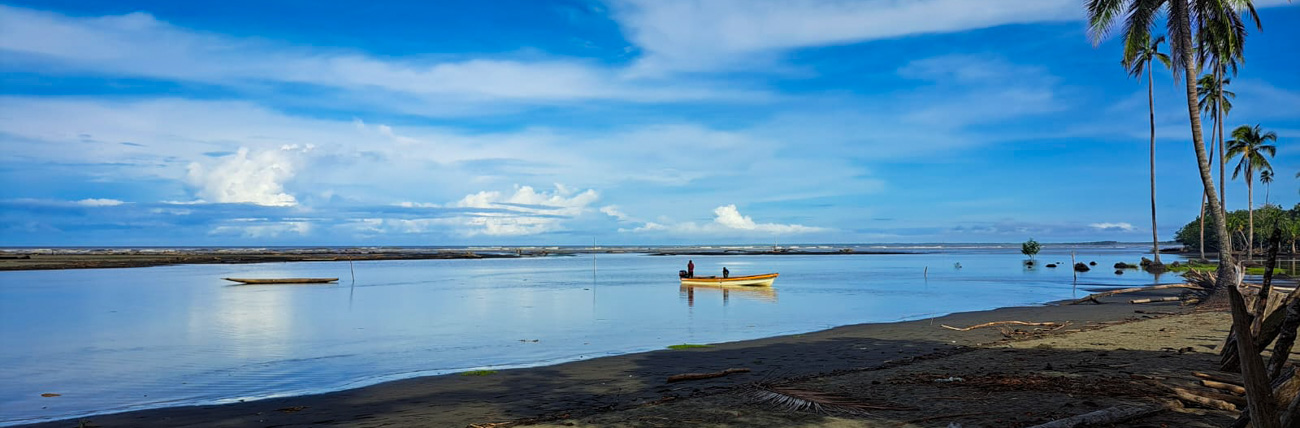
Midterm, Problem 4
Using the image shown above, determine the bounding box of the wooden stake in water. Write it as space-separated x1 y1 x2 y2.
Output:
349 260 356 283
1071 250 1077 293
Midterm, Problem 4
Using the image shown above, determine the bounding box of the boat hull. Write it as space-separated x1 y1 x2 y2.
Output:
679 273 778 287
223 277 338 284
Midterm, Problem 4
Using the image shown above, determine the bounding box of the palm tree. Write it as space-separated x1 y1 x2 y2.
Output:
1260 169 1274 205
1227 124 1278 259
1086 1 1276 424
1125 34 1170 266
1196 73 1234 259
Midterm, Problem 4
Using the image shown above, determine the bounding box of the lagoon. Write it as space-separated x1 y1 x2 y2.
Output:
0 244 1180 425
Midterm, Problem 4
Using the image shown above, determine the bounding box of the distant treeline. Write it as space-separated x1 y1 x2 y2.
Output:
1175 203 1300 254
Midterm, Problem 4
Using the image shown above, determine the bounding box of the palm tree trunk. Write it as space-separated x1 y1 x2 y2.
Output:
1217 66 1227 220
1248 166 1254 260
1148 66 1162 265
1199 197 1207 259
1168 2 1276 426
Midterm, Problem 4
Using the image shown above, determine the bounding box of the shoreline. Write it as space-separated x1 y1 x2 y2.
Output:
15 286 1208 428
0 248 926 271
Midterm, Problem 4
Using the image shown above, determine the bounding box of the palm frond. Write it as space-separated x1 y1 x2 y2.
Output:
1087 0 1134 44
745 386 916 415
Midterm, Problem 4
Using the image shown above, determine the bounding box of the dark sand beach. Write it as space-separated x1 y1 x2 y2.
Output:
19 286 1257 428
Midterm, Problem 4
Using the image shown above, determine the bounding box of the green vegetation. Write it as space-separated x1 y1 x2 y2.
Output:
1160 260 1286 276
1175 204 1300 255
459 370 498 376
1021 239 1041 260
667 344 711 350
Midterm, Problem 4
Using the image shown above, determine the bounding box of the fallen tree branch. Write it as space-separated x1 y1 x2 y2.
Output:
1193 371 1242 386
1068 284 1203 305
940 321 1061 331
1131 296 1184 304
666 368 750 383
1026 403 1171 428
1202 379 1247 395
1170 386 1238 411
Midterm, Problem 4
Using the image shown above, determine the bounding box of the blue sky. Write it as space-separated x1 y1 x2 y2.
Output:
1 0 1297 246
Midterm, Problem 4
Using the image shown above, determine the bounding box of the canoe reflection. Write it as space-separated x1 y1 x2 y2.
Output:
680 283 778 306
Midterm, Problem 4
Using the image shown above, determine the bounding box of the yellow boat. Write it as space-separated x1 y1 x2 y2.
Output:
223 277 338 284
679 272 778 287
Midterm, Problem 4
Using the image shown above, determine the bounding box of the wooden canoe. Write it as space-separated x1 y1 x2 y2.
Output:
680 273 778 287
223 277 338 284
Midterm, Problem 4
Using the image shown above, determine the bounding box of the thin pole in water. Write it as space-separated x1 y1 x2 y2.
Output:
349 260 356 283
1071 250 1077 294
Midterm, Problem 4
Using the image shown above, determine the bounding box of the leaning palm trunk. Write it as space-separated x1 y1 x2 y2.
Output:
1248 165 1254 259
1198 198 1206 259
1147 65 1162 265
1168 2 1277 426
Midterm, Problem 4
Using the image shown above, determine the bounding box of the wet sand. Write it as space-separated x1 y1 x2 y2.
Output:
18 286 1243 428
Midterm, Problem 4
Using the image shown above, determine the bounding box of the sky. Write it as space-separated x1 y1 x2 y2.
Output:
1 0 1298 246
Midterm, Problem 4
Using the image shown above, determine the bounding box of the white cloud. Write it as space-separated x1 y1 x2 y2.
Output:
187 147 299 206
620 204 825 235
384 184 601 236
0 5 760 108
210 220 312 238
609 0 1081 74
76 198 125 207
711 204 824 233
1089 222 1136 232
600 205 632 221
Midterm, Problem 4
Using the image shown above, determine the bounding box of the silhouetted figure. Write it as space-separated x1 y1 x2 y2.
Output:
687 260 695 278
722 267 729 278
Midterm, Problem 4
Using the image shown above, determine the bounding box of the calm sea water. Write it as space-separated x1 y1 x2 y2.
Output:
0 245 1183 425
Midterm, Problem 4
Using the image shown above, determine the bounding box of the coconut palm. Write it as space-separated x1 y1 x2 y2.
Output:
1197 71 1236 197
1227 124 1278 259
1195 72 1235 258
1087 1 1275 423
1260 169 1274 205
1086 0 1251 261
1125 34 1171 266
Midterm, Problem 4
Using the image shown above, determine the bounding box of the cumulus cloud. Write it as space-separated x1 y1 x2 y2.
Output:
620 204 825 235
1089 222 1135 232
710 204 823 233
186 147 299 206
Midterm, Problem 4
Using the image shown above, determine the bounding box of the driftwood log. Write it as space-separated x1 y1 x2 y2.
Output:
666 368 750 383
939 321 1061 331
1130 296 1184 304
1068 283 1202 305
1170 386 1238 411
1025 403 1170 428
1202 379 1248 395
1193 371 1242 386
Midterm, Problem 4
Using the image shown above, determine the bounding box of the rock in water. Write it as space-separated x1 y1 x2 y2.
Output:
1074 263 1090 272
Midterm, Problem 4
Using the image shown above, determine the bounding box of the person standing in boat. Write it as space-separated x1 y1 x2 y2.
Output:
687 260 694 278
722 267 729 278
